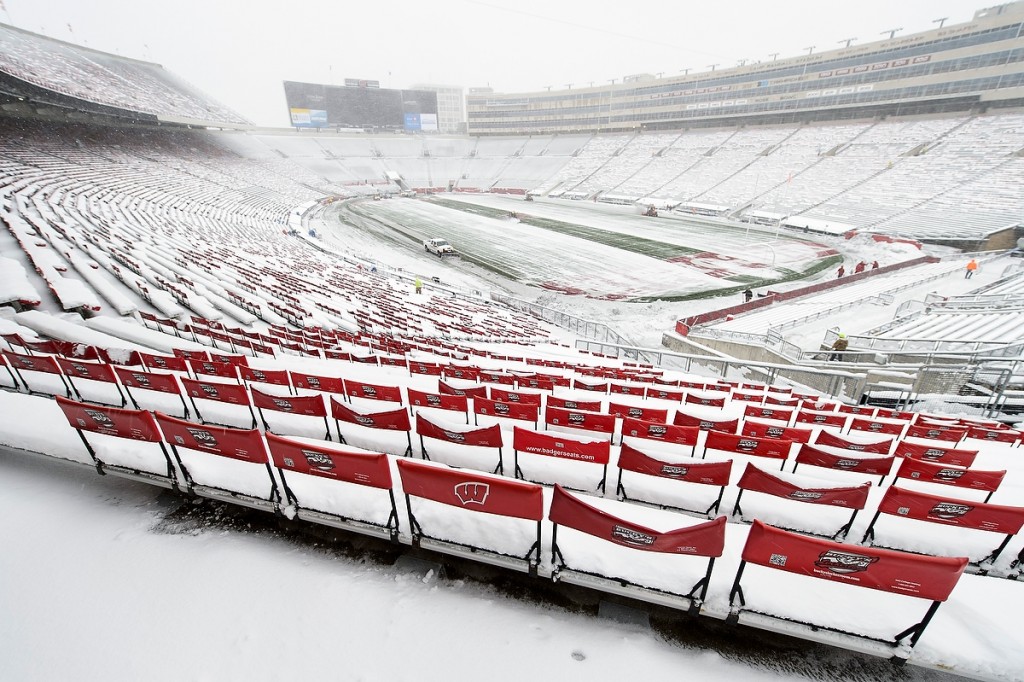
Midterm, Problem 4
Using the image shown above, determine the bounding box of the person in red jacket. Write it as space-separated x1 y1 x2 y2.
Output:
854 261 866 274
836 265 845 278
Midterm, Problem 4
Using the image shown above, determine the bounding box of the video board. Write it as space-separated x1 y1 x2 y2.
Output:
284 81 438 131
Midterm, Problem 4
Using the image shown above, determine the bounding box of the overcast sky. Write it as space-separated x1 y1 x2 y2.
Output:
5 0 989 127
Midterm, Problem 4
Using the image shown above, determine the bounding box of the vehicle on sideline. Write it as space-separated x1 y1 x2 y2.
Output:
424 238 456 257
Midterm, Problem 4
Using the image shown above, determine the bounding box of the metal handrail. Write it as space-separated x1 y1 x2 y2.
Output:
490 292 638 348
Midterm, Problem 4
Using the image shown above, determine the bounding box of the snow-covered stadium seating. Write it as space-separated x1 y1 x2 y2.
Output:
0 24 247 125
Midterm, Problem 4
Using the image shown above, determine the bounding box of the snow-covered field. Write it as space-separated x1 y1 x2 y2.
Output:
326 195 839 300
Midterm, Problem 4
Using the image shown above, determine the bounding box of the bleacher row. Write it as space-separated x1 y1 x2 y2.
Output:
0 24 247 125
241 113 1024 242
0 122 560 341
521 114 1024 240
3 330 1022 578
1 370 1006 663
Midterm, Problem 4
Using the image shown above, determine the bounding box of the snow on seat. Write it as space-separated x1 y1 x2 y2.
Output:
683 390 728 408
415 412 504 475
813 428 895 455
396 458 543 575
238 365 291 391
673 407 740 434
619 417 699 457
889 457 1006 503
329 397 413 456
615 441 731 518
2 350 71 398
112 365 189 417
847 416 909 440
0 351 20 390
860 485 1024 574
731 463 871 541
544 405 615 442
179 376 256 429
488 386 544 406
53 358 126 407
512 425 610 493
188 358 241 383
742 419 813 444
138 351 190 374
289 371 345 397
266 433 398 542
407 388 469 422
473 395 540 429
343 378 403 404
438 378 487 399
964 426 1022 446
793 409 848 436
790 443 896 485
408 360 443 377
892 440 978 468
548 485 726 616
154 412 279 513
701 430 792 483
545 394 601 412
250 387 330 441
55 395 177 488
903 422 969 445
727 520 968 663
742 404 795 425
607 400 669 427
646 385 685 402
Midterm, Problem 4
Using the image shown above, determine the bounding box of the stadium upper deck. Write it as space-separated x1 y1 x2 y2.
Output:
468 2 1024 135
0 23 248 128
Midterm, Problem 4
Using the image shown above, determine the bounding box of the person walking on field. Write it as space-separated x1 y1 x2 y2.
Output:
743 288 753 303
965 259 978 279
828 332 849 362
414 277 423 294
836 265 845 278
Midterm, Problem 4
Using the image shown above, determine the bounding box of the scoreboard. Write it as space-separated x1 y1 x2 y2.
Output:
284 80 438 131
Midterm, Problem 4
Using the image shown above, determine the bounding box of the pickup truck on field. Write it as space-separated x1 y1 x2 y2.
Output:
423 238 456 257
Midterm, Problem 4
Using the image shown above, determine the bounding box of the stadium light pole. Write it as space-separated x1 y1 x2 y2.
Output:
804 46 815 55
680 68 691 75
933 17 948 28
707 64 719 71
881 28 903 39
768 53 779 61
838 37 856 48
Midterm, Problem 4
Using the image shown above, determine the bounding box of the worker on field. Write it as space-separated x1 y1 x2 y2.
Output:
965 259 978 279
414 277 423 294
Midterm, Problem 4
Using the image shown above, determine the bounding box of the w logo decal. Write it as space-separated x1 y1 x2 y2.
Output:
454 482 490 506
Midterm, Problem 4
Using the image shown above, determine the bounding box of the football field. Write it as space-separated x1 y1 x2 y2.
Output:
328 194 840 301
